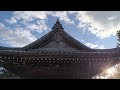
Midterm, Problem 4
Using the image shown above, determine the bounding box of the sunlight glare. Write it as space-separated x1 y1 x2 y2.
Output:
93 63 120 79
106 67 117 76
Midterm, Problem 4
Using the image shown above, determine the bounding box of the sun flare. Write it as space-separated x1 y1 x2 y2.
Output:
93 64 120 79
106 68 116 75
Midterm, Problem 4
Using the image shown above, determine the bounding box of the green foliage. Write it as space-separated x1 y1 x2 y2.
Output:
117 30 120 47
0 66 21 79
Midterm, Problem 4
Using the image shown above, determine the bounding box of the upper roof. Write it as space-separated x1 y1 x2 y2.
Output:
0 19 120 53
23 19 90 51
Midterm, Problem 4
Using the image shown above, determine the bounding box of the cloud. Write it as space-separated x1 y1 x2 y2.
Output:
0 23 36 47
0 23 5 28
5 11 75 33
98 45 105 49
10 11 74 25
85 43 98 48
6 11 75 33
3 11 119 48
5 11 49 34
6 11 120 36
9 28 36 47
13 11 48 23
25 20 48 33
85 43 105 49
73 11 120 39
5 17 17 24
48 11 74 24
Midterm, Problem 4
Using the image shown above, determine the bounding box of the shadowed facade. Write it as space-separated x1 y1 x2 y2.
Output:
0 19 120 79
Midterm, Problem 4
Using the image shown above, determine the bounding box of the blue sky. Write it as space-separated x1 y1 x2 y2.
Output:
0 11 119 49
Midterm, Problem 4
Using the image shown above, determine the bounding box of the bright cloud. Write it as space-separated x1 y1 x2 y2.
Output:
71 11 120 39
25 20 48 33
0 23 36 47
6 11 49 33
12 11 48 23
10 11 74 25
48 11 74 24
98 45 105 49
85 43 105 49
0 11 119 49
6 17 17 24
6 11 74 33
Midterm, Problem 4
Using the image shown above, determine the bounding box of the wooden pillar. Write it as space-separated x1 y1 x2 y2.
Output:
88 61 91 79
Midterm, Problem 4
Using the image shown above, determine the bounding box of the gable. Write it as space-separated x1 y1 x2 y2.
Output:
37 32 78 50
23 19 90 51
42 40 76 49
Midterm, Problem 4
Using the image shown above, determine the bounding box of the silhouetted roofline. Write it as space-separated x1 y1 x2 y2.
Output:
23 19 90 50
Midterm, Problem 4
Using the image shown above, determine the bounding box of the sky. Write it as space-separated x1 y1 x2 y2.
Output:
0 11 119 49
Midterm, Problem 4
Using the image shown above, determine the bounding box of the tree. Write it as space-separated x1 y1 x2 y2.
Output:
116 30 120 47
0 66 21 79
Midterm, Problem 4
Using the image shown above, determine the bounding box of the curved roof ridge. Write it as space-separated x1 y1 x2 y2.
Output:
23 19 90 50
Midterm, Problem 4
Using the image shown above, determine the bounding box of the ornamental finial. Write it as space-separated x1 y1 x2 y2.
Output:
52 18 64 30
56 18 60 24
